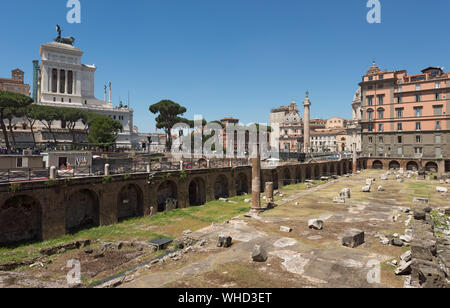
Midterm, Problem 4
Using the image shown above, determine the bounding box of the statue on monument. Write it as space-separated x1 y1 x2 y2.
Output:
54 25 76 46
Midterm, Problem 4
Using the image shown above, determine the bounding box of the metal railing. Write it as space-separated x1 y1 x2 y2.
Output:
0 168 50 183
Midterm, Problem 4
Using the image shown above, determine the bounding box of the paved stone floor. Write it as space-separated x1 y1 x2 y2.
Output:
124 170 450 288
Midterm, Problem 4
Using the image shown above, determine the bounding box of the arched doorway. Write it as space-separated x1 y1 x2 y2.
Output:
214 175 229 199
283 169 291 186
406 161 419 171
271 169 279 189
343 163 348 175
0 195 42 246
425 162 438 173
372 160 383 170
157 181 178 212
305 166 311 180
295 168 301 183
389 161 400 170
235 172 249 195
118 184 143 221
66 190 99 234
330 164 335 175
189 177 206 206
314 165 320 179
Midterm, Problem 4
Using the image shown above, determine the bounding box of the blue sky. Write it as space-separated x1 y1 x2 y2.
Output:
1 0 449 132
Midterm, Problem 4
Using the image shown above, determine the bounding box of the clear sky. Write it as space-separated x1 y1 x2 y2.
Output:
1 0 449 133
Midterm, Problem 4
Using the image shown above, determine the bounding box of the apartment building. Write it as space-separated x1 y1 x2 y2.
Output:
360 62 449 159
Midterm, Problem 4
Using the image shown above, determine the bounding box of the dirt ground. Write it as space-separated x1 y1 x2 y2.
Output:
124 169 449 289
1 169 448 288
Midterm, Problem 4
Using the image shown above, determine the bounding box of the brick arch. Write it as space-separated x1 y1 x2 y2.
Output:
214 174 229 199
425 162 438 173
189 177 207 206
235 172 249 195
117 184 144 221
330 163 335 175
406 161 419 171
66 189 99 234
271 169 279 189
282 168 291 186
305 166 312 180
157 180 178 212
0 194 42 246
295 167 302 183
389 160 401 170
372 160 383 170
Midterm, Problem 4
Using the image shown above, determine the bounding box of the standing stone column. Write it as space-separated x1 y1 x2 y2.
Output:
105 164 110 176
251 154 261 211
303 91 311 153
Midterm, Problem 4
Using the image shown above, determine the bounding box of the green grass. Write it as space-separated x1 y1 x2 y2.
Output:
0 195 250 265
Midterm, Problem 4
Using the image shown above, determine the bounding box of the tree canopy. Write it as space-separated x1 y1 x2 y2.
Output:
0 91 33 151
150 100 190 151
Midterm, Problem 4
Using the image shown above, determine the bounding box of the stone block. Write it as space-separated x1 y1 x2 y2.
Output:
308 219 324 231
252 245 268 262
217 236 232 248
342 229 364 248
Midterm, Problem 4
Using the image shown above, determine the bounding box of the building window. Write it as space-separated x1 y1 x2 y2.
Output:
368 124 374 132
53 97 56 102
67 71 73 94
414 147 423 155
368 76 373 81
416 95 421 102
436 135 441 144
369 137 373 144
378 124 384 132
416 122 421 131
435 82 441 89
397 123 403 131
397 96 402 104
367 110 374 121
378 95 384 105
396 108 403 118
436 121 441 130
416 84 421 91
433 105 443 115
16 157 23 168
60 70 66 93
436 148 441 157
379 137 384 144
378 109 384 119
51 69 58 93
397 136 402 144
416 135 422 143
397 147 403 156
367 96 373 106
398 86 402 93
414 107 423 117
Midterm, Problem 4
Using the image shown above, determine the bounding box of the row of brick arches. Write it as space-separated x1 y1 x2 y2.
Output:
371 160 439 172
0 184 145 246
0 160 353 246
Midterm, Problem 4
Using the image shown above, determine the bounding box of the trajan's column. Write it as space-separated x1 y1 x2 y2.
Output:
303 91 311 153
